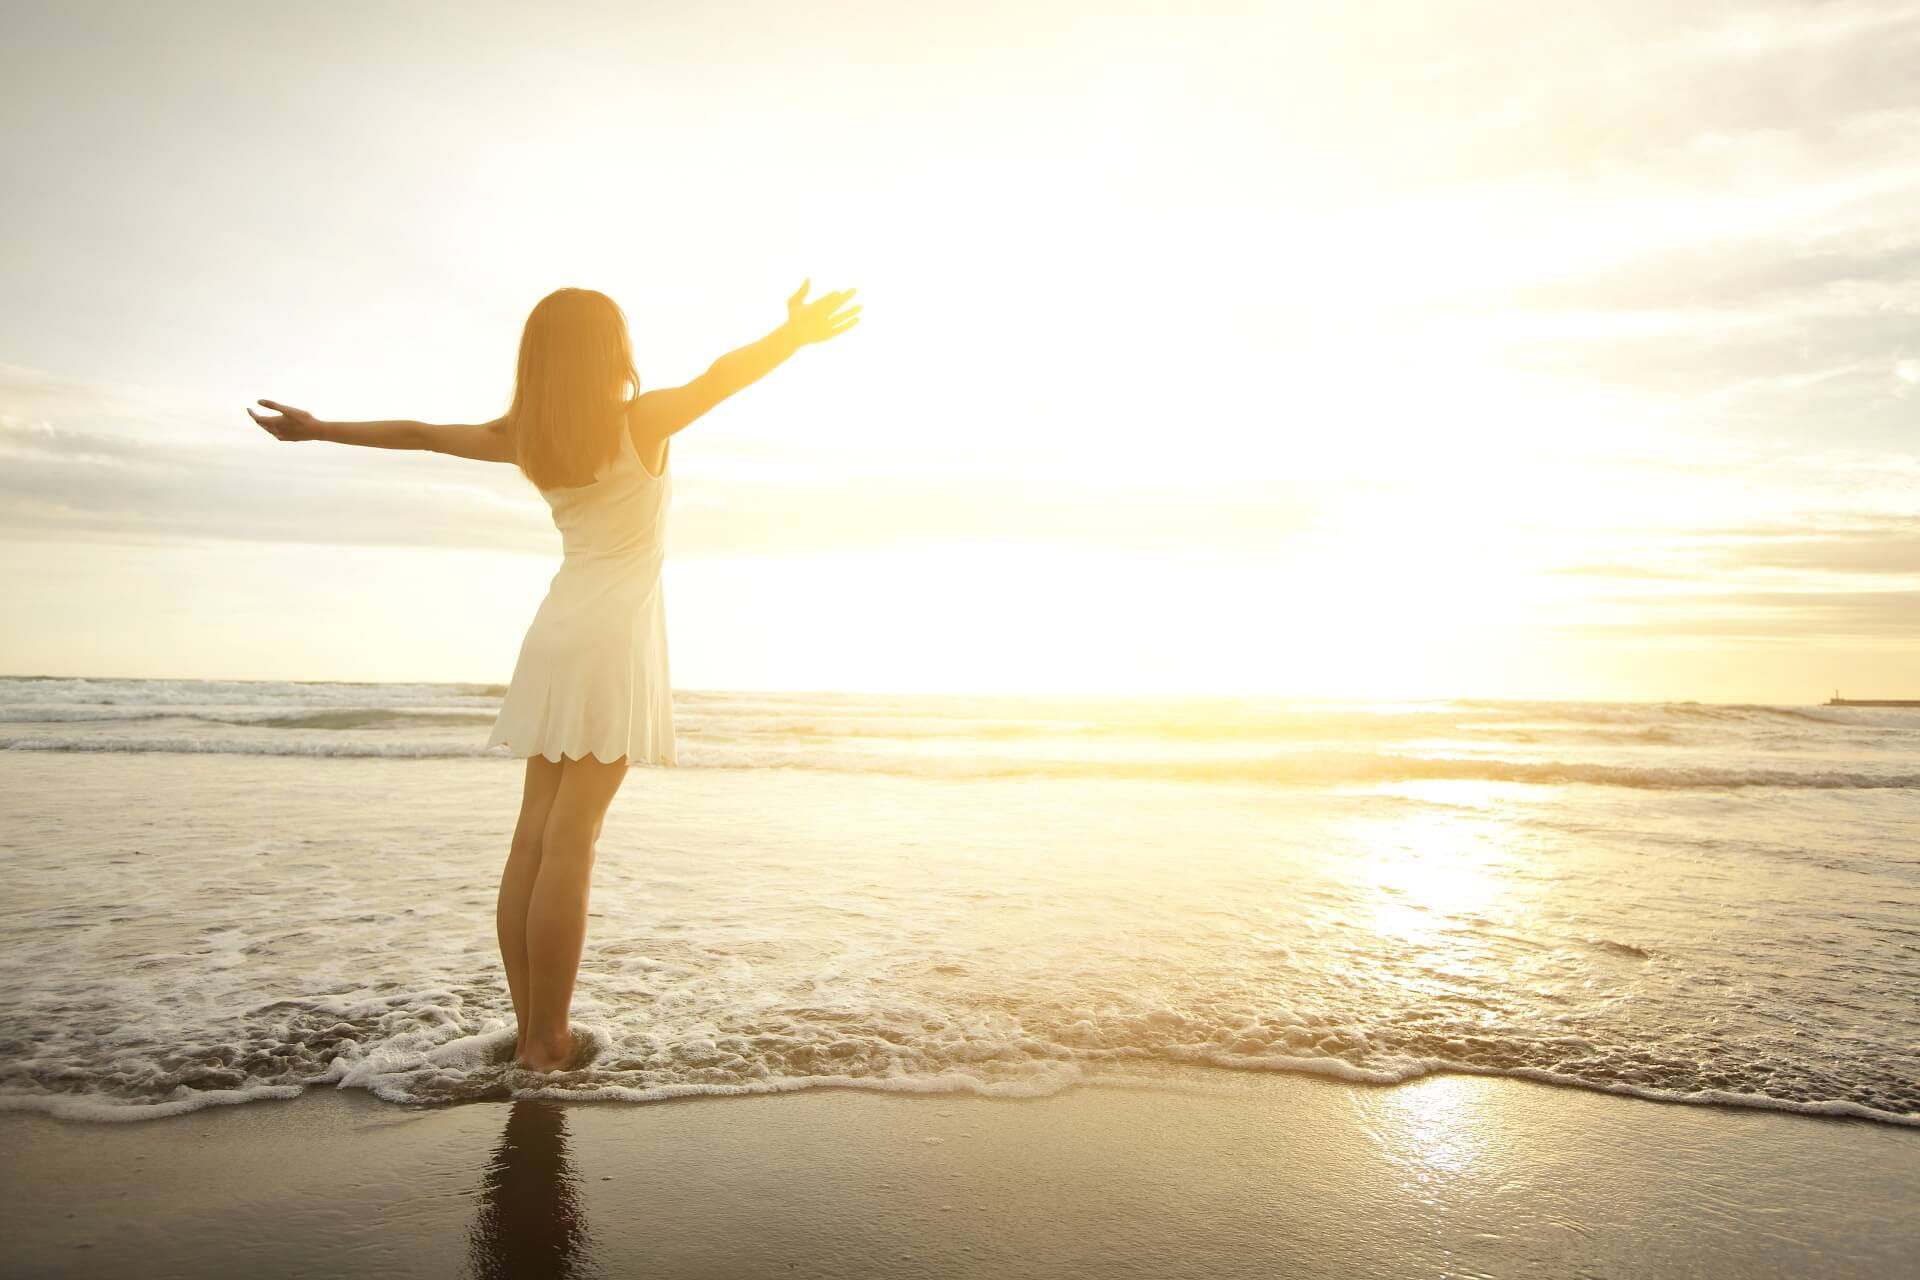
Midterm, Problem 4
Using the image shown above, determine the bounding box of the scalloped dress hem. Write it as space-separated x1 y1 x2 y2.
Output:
485 741 676 767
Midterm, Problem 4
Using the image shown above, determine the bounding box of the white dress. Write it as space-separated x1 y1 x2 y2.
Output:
486 425 675 765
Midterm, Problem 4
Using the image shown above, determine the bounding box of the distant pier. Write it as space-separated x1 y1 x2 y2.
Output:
1825 697 1920 707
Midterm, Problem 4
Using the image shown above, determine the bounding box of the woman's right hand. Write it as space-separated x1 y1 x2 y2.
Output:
248 399 324 442
784 279 861 346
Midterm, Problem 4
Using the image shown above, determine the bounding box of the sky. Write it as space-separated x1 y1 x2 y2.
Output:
1 0 1916 701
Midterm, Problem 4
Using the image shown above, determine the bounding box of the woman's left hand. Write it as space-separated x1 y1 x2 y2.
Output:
784 280 861 346
248 399 324 441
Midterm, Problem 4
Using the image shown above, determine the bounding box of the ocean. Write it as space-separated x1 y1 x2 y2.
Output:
1 675 1915 1125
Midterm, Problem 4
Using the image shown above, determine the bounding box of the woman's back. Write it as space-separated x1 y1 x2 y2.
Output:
537 424 672 567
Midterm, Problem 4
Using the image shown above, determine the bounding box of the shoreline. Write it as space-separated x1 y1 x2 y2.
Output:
6 1050 1917 1130
7 1067 1916 1279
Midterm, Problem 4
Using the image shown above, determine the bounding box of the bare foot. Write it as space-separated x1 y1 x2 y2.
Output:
513 1031 578 1073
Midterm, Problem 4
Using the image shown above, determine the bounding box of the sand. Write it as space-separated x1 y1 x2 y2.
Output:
4 1067 1916 1279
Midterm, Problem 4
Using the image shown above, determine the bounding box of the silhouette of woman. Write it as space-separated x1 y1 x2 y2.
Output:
248 280 860 1071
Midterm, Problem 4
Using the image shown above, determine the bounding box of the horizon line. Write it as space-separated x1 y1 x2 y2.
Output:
0 671 1867 708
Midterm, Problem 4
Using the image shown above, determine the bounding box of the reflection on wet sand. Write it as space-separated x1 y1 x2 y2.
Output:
468 1101 594 1279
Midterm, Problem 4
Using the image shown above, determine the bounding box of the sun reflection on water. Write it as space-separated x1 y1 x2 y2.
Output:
1367 1076 1497 1187
1349 796 1512 946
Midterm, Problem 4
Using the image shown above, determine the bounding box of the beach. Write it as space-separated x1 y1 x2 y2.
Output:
2 678 1917 1274
6 1069 1918 1278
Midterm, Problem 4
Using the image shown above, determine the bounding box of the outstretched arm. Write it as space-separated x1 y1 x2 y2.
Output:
247 402 515 463
633 278 860 441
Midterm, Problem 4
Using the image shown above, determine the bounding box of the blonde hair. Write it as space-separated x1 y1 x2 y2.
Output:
504 287 639 490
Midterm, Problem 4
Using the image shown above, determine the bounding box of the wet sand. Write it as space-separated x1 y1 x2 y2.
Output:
4 1067 1917 1278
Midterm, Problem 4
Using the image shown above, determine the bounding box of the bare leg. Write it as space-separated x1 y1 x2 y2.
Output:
499 756 565 1060
517 753 629 1071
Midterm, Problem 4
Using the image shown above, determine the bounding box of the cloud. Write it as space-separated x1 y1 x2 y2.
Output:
1711 521 1920 575
1545 512 1920 646
1290 3 1920 446
1486 232 1920 314
0 369 553 553
1392 1 1920 185
1552 516 1920 574
0 363 1316 560
1587 587 1920 641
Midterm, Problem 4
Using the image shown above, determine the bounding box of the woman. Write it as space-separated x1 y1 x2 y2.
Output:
247 279 861 1072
